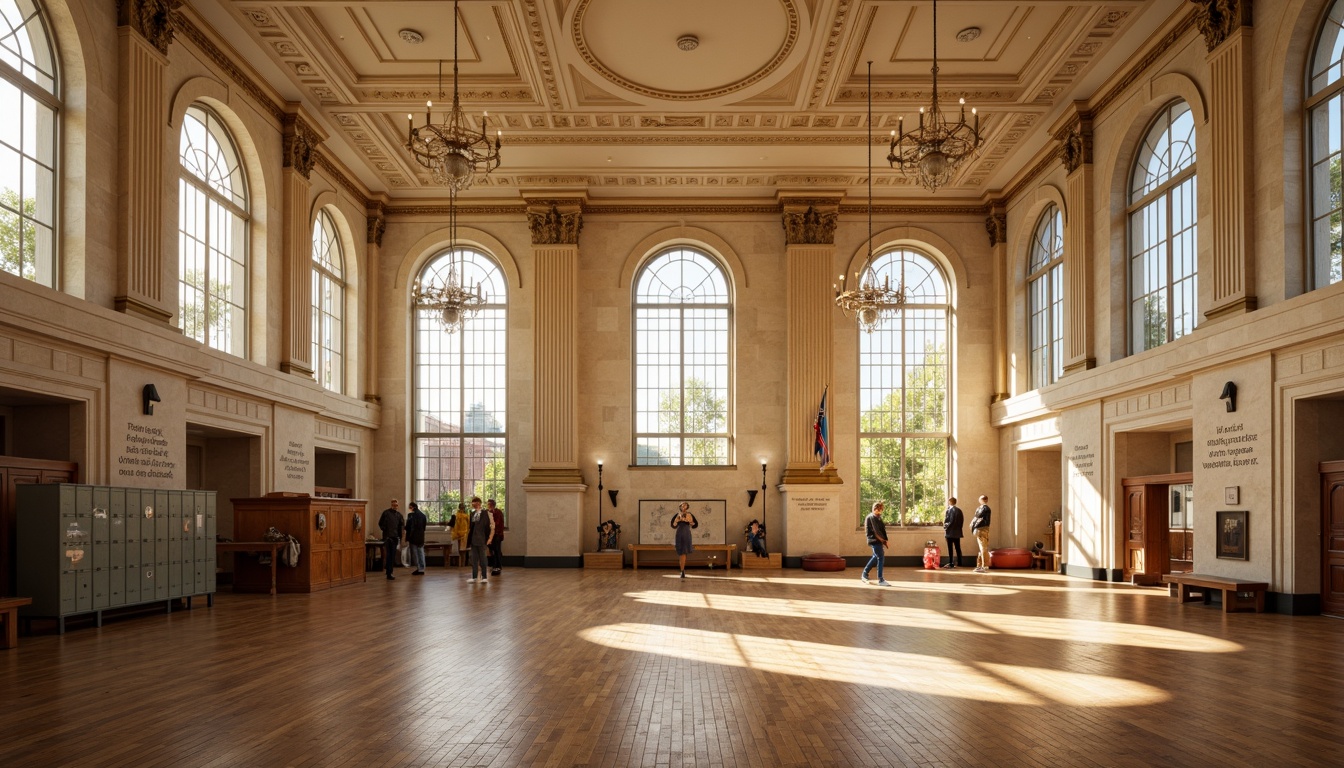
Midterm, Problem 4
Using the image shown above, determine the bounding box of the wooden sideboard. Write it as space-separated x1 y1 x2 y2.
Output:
231 495 366 593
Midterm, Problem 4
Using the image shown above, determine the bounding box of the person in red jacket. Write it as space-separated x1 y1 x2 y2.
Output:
487 499 505 576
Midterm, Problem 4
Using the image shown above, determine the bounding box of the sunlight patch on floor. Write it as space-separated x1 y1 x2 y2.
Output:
578 623 1170 707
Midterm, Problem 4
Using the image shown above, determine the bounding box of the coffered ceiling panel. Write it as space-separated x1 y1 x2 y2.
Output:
212 0 1176 200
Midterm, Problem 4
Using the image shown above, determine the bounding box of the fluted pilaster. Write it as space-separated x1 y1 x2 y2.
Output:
1203 23 1257 320
986 206 1010 402
1055 108 1096 374
363 200 386 403
114 28 171 323
279 107 325 377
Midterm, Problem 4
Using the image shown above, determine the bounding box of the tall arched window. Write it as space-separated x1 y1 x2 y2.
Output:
1309 0 1344 288
1028 205 1064 389
1128 100 1197 353
178 104 249 356
0 0 58 285
633 247 732 465
858 249 949 526
413 249 507 522
311 209 344 393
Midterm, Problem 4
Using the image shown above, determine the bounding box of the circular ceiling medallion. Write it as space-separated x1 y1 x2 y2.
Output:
956 27 981 43
399 28 424 45
573 0 800 101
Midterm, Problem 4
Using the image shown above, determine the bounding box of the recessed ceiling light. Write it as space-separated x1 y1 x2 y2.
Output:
677 34 699 52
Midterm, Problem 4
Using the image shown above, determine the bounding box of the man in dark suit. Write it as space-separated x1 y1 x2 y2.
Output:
942 497 964 569
378 499 404 581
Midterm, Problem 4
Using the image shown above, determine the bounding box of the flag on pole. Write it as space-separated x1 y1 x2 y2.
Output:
813 386 830 471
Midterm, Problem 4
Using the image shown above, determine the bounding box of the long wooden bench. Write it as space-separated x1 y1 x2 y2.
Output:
1 596 33 649
1161 573 1269 613
629 543 737 571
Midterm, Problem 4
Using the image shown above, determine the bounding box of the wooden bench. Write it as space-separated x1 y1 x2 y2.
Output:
424 542 466 567
1161 573 1269 613
1 597 33 649
629 544 737 571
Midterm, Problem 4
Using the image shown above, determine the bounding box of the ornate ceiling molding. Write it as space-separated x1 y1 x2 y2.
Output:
522 0 562 109
174 12 286 124
808 0 854 109
570 0 801 101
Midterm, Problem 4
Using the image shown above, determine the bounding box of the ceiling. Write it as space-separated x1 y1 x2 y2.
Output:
197 0 1183 201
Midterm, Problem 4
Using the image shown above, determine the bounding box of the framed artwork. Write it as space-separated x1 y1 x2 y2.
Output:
638 499 727 545
1224 486 1239 505
1216 510 1248 560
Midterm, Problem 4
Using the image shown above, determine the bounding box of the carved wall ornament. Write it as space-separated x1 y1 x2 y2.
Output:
985 213 1007 248
367 216 386 247
1191 0 1252 52
527 204 584 245
283 117 320 178
781 205 838 245
118 0 180 55
1058 125 1093 173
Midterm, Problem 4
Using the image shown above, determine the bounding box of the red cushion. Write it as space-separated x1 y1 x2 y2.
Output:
801 553 846 572
989 548 1032 569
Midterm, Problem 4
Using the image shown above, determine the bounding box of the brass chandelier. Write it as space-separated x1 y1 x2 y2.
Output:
886 0 981 192
411 189 485 333
405 0 501 191
835 62 905 334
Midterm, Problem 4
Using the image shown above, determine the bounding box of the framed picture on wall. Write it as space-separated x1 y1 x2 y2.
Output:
1224 486 1239 505
638 499 727 545
1216 510 1248 560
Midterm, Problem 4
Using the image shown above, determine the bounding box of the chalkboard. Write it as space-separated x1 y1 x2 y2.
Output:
638 499 727 545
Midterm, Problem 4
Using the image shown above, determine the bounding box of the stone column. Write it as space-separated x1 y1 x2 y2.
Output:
1195 0 1257 320
986 205 1010 402
522 198 587 566
279 107 325 377
1055 106 1096 374
114 0 176 323
777 196 843 561
363 199 386 404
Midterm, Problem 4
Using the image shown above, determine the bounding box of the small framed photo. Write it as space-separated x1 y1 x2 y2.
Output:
1224 486 1239 505
1216 510 1248 560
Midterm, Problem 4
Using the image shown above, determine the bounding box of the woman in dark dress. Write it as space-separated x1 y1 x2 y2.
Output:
671 502 699 578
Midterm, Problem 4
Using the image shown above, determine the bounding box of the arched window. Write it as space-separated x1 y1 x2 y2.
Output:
311 209 344 393
0 0 58 285
1309 0 1344 288
178 104 249 356
633 247 732 465
412 249 507 523
858 249 949 526
1128 100 1197 353
1028 205 1064 388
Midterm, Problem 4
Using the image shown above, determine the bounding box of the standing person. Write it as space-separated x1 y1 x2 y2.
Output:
378 499 404 581
466 497 495 583
942 497 964 569
487 499 504 576
671 502 698 579
861 501 891 586
449 501 470 566
405 502 428 575
972 495 993 573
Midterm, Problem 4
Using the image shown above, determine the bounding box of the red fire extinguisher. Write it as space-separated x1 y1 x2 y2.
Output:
923 540 941 570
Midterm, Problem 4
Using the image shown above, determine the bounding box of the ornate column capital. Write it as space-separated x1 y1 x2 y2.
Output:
118 0 179 56
985 213 1007 248
526 202 584 245
1191 0 1252 52
1055 117 1094 174
781 204 839 245
367 215 386 247
282 113 322 179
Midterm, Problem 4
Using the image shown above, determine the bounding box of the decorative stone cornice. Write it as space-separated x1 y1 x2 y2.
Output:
527 203 584 245
118 0 179 55
282 114 320 178
781 205 838 245
986 213 1008 248
1191 0 1252 52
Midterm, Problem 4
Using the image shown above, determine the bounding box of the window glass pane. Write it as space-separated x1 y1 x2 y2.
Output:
1028 206 1063 388
634 248 732 466
311 210 345 393
0 9 56 286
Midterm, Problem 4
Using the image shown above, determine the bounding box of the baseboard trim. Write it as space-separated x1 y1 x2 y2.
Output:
523 556 583 568
1268 592 1321 615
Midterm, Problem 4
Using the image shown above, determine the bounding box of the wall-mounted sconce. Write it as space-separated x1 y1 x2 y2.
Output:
746 489 759 507
608 489 619 507
1220 381 1237 413
143 384 161 416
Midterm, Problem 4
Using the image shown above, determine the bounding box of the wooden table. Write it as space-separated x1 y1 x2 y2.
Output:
216 541 288 595
0 596 32 649
628 543 737 571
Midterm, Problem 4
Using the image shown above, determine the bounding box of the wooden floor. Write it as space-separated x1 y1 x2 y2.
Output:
1 566 1341 767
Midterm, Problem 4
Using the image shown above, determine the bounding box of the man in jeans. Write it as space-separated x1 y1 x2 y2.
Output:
972 495 993 572
405 502 428 575
861 501 891 586
377 499 404 581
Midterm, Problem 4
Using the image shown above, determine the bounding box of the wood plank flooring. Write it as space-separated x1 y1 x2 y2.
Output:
1 566 1342 767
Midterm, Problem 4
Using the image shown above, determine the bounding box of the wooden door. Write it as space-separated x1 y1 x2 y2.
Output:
1122 473 1188 585
0 459 77 596
1123 484 1148 581
1321 463 1344 617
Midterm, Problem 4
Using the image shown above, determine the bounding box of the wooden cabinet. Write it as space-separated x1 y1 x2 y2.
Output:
232 495 366 593
0 458 77 596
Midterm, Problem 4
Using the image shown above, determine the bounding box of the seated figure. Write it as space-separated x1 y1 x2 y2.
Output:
744 519 768 558
596 519 621 551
